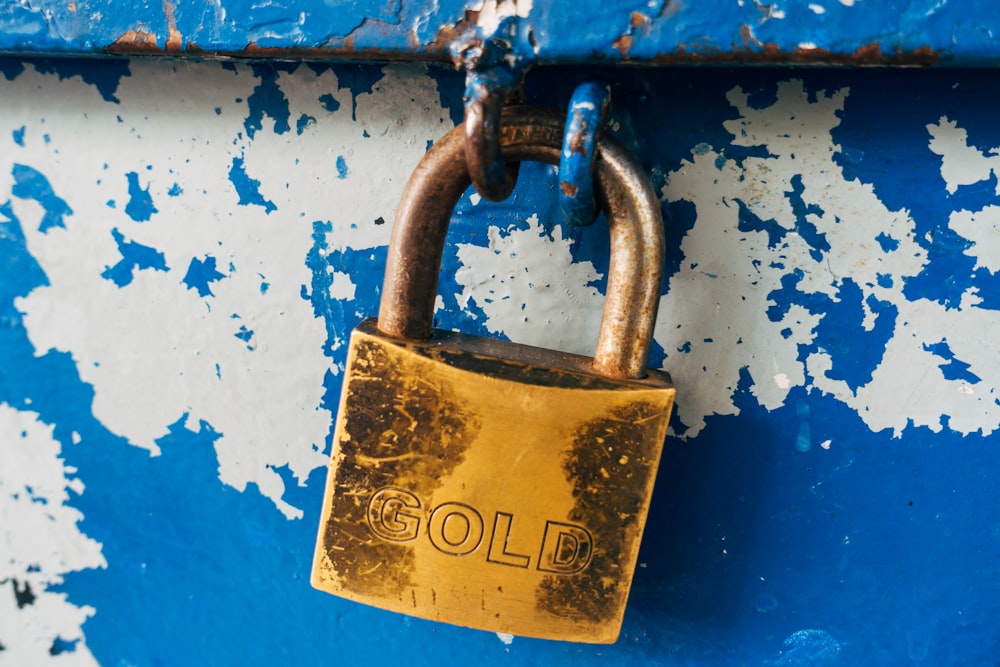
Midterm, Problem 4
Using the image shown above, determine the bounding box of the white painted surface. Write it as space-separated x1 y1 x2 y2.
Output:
655 79 999 438
455 213 605 354
10 61 452 520
4 60 1000 663
0 404 103 665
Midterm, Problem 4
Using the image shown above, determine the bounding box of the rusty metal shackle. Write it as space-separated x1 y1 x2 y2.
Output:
377 106 664 380
464 89 520 202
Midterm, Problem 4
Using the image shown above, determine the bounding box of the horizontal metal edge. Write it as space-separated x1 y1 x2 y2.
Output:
6 0 1000 67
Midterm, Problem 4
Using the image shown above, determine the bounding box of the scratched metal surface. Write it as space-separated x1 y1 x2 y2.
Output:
1 57 1000 665
0 0 998 65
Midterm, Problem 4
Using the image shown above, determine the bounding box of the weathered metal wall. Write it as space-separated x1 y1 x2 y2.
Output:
1 57 999 665
1 0 996 65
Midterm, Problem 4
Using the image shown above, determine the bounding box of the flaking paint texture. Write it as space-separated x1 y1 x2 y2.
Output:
3 56 1000 664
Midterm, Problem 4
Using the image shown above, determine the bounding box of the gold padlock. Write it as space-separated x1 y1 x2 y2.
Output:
311 107 675 643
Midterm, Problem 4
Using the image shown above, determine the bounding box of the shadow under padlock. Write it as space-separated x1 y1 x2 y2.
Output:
311 106 675 644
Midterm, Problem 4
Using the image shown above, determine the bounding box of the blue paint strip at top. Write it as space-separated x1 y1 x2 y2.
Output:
1 0 998 66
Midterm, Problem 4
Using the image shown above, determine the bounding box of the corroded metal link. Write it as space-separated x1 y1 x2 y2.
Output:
463 84 520 202
378 106 664 380
559 82 610 227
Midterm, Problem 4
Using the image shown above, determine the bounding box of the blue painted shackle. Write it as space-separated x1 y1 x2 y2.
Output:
376 106 664 380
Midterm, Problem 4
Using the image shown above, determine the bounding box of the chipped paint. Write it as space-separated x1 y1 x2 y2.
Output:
7 59 453 519
4 57 1000 664
0 404 105 665
0 0 978 66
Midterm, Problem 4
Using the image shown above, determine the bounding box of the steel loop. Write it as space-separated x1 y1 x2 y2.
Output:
463 81 519 202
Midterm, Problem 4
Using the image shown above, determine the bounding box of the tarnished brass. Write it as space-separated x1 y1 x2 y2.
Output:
311 107 675 643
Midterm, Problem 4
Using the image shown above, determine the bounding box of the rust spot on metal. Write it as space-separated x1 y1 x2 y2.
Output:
182 41 453 63
560 181 578 197
107 29 162 55
163 0 182 53
630 12 649 28
612 34 633 58
106 1 183 56
739 24 758 49
652 41 939 66
104 17 467 62
567 115 589 156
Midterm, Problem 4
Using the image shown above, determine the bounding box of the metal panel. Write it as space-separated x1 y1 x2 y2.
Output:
1 0 997 65
2 56 999 665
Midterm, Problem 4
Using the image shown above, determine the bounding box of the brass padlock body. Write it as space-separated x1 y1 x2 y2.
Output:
312 108 675 643
313 320 673 643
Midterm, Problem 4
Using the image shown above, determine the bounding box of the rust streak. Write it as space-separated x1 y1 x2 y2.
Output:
102 11 937 71
106 29 161 55
184 41 454 64
164 0 182 53
612 34 632 58
653 41 939 66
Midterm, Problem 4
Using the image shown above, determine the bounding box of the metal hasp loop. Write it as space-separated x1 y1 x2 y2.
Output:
559 82 611 227
451 23 525 203
464 73 520 202
377 107 664 380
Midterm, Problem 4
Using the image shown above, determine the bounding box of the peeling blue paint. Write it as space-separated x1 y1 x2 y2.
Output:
30 58 130 104
296 113 316 135
5 1 995 66
335 156 348 179
4 58 1000 667
11 164 72 232
0 59 24 80
12 125 24 146
229 157 276 214
734 175 829 262
786 174 831 262
875 232 900 252
244 63 293 139
303 220 346 357
924 339 982 383
0 202 48 317
182 256 226 297
48 636 79 656
234 325 255 348
317 93 340 113
559 82 608 228
100 228 167 287
322 64 384 121
123 172 157 222
820 282 898 392
737 200 786 248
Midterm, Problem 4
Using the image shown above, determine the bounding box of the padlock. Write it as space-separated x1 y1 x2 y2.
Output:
311 107 675 644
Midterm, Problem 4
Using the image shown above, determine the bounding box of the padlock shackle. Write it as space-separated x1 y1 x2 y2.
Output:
377 107 664 380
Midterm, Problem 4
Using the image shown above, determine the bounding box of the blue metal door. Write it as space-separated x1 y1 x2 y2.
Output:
2 4 999 665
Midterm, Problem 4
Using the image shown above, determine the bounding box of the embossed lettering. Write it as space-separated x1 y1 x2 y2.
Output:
537 521 593 574
486 512 531 568
365 487 592 574
367 487 422 542
427 502 484 556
